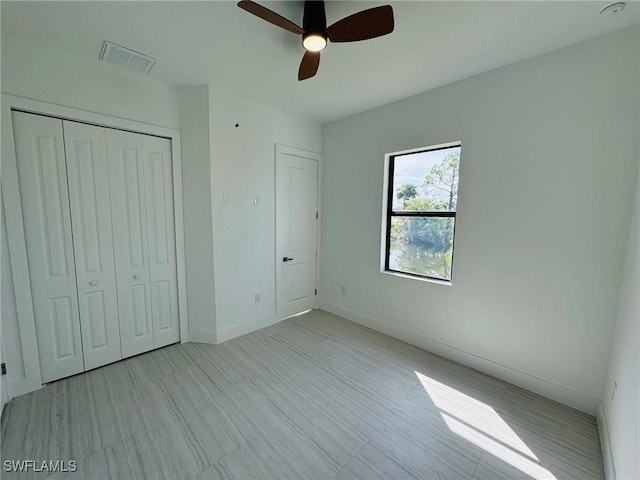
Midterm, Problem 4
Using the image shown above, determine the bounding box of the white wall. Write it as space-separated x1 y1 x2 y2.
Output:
209 88 321 340
320 26 639 414
0 3 6 412
0 30 181 403
600 164 639 480
1 32 179 129
0 24 321 372
177 87 217 342
0 366 6 415
1 199 22 411
0 204 9 413
175 85 321 343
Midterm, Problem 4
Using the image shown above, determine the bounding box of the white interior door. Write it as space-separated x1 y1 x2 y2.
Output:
12 112 84 382
276 147 319 320
63 121 122 370
106 129 154 358
142 135 179 348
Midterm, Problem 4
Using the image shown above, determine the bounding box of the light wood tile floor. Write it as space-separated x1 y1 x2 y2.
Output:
1 310 604 479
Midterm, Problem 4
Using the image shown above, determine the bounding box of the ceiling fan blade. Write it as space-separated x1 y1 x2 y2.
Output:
298 51 320 81
237 1 304 35
327 5 394 42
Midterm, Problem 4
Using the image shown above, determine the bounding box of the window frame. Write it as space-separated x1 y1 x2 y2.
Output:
381 141 462 283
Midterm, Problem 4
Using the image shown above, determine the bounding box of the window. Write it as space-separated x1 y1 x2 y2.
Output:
382 143 461 282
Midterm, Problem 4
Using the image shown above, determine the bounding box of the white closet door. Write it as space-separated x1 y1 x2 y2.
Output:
143 136 180 347
12 112 84 382
276 153 318 319
105 129 154 358
63 121 122 370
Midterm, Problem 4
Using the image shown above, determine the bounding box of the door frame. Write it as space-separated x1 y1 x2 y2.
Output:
274 144 322 321
1 94 189 398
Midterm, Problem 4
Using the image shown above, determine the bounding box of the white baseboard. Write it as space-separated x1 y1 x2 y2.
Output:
597 401 617 480
1 379 9 416
6 376 42 401
215 315 280 344
320 301 600 415
187 329 218 345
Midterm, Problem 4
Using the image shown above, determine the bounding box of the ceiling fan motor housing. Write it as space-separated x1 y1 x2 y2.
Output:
303 1 327 41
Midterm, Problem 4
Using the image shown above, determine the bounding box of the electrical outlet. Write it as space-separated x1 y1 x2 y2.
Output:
255 293 261 303
340 285 346 294
611 381 617 403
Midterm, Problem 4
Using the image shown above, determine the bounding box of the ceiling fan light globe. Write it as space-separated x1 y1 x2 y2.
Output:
303 33 327 52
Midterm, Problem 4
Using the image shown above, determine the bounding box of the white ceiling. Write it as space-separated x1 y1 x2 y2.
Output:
2 1 638 123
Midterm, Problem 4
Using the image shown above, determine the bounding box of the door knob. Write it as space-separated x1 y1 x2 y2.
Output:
283 257 294 262
133 274 140 280
89 280 97 286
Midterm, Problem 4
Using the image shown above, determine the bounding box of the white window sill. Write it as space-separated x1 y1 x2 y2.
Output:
380 269 452 286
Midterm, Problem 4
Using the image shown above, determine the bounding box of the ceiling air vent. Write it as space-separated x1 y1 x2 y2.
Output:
99 41 156 75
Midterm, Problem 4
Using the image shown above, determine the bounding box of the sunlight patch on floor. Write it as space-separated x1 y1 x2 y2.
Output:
416 371 557 480
283 309 314 320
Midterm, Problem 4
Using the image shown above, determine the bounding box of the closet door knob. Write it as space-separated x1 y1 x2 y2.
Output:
89 280 98 286
133 274 140 280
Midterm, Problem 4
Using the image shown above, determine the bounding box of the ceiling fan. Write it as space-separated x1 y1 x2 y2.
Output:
237 0 394 81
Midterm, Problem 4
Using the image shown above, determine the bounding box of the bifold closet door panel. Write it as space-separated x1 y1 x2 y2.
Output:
63 121 122 370
143 136 179 348
12 112 84 383
105 129 154 358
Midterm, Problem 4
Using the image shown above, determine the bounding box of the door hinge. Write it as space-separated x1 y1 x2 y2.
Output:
1 363 6 375
315 289 317 295
316 212 318 220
